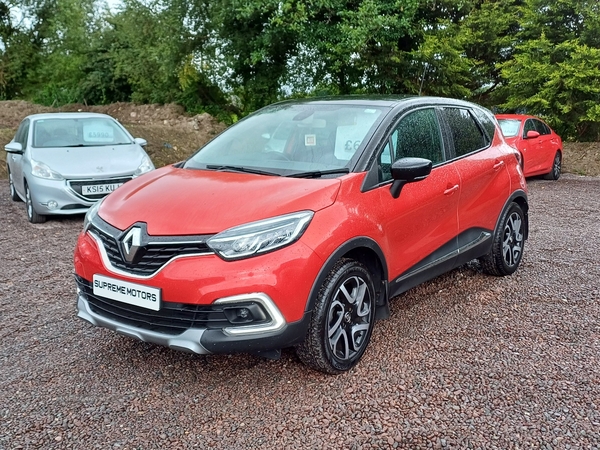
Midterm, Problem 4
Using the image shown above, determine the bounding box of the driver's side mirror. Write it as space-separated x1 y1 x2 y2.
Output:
390 157 432 199
525 130 540 139
4 142 23 154
134 138 147 147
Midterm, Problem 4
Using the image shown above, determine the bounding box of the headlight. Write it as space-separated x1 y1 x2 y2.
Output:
83 198 103 233
207 211 314 261
31 159 64 180
133 155 154 177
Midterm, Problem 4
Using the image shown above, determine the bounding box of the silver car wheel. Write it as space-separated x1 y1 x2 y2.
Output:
8 168 21 202
296 259 377 373
327 275 372 362
552 153 561 179
502 212 523 268
26 185 33 217
24 183 46 223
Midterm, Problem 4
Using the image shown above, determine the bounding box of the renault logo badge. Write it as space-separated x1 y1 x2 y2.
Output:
122 227 142 263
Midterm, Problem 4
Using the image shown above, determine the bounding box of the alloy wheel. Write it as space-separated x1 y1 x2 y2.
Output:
327 275 373 362
502 212 523 268
553 153 561 179
26 185 33 219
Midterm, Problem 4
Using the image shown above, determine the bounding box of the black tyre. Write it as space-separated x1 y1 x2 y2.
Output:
7 166 21 202
480 202 525 276
296 259 376 374
25 182 46 224
543 151 561 180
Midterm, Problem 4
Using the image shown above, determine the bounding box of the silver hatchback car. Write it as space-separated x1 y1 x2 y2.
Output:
5 112 154 223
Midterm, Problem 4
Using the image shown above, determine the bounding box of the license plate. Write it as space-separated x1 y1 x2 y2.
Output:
82 183 123 195
92 274 161 311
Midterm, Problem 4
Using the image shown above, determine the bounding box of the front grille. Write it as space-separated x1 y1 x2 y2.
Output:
68 177 132 201
91 224 213 276
77 277 268 335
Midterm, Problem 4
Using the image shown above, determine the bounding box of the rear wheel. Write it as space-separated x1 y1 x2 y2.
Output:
25 182 46 223
480 202 524 276
543 151 561 180
7 166 21 202
296 259 376 374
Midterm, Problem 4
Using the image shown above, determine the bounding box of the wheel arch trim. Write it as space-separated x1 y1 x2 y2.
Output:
497 190 529 240
305 237 390 320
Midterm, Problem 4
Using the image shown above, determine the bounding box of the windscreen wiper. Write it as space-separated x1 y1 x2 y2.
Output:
287 168 350 178
206 165 281 176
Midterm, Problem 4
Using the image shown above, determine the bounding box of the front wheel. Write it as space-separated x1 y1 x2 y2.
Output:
543 151 561 180
480 202 525 276
25 182 46 224
296 259 376 374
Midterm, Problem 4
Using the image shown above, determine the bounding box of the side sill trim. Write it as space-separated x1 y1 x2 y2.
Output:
395 231 491 285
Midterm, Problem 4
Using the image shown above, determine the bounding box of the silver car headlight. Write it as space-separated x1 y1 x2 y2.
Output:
31 159 64 180
207 211 314 261
83 198 104 233
133 155 154 177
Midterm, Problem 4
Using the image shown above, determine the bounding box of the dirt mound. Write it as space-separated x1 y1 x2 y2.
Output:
0 100 225 131
562 142 600 177
0 100 53 128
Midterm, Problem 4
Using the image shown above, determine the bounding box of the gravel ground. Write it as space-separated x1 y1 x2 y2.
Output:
1 175 599 450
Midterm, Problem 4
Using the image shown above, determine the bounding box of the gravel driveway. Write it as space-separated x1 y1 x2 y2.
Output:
1 175 599 449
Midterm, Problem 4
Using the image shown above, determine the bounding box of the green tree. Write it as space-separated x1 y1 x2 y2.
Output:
0 0 57 99
499 0 600 140
204 0 424 111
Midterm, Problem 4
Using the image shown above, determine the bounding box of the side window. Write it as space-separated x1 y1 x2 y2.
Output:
14 121 27 146
441 108 487 158
523 119 537 137
534 120 550 135
378 143 393 183
472 108 496 142
391 108 444 164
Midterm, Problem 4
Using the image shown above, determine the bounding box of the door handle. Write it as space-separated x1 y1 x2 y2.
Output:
493 160 505 170
444 184 459 195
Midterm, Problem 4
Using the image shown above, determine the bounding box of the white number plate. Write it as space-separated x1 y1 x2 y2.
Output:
93 274 161 311
82 183 123 195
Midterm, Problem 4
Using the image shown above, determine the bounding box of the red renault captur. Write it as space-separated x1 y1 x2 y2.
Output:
74 97 528 374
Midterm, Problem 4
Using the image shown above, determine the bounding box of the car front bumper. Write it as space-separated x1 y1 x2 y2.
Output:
76 287 311 356
28 175 134 215
28 177 95 215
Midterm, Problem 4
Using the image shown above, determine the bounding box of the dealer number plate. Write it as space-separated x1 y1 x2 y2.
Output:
92 274 161 311
82 183 123 195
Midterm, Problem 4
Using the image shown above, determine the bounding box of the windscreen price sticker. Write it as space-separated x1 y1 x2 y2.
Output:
93 274 161 311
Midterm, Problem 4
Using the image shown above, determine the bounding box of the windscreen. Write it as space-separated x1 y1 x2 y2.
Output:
33 117 132 148
497 119 521 137
184 104 386 175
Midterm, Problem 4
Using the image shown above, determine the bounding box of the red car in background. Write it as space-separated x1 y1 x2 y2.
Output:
496 114 563 180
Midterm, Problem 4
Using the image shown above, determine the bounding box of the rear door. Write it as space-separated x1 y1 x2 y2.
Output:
533 119 555 172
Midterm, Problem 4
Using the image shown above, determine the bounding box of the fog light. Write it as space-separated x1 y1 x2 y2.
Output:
47 200 58 210
223 304 268 324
